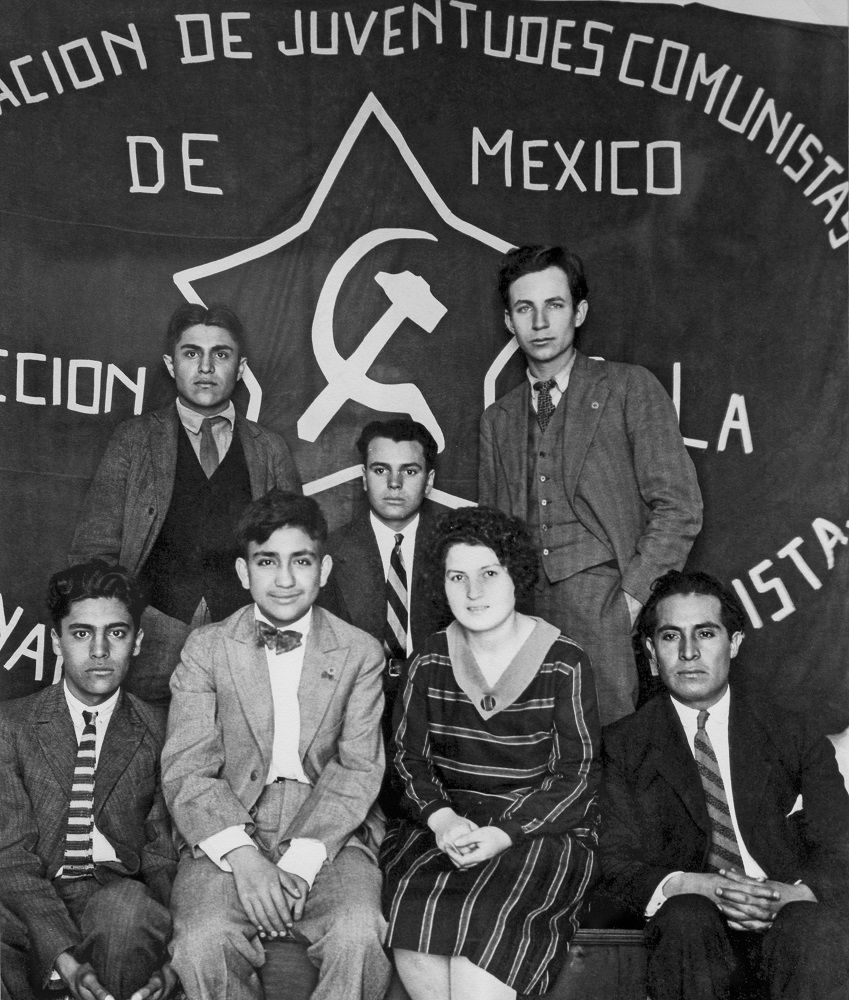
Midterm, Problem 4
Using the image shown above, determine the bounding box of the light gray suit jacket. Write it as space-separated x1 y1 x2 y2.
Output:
478 351 703 604
69 402 301 575
161 605 386 864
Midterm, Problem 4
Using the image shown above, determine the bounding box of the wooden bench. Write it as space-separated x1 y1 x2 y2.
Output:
261 927 647 999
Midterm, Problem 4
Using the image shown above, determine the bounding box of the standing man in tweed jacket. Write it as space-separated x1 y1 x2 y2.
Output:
479 245 702 725
70 303 301 705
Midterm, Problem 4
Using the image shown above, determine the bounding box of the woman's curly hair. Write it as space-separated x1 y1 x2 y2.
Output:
423 505 539 620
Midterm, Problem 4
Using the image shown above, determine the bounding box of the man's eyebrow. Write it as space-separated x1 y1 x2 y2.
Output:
66 620 131 630
655 620 723 632
178 342 234 352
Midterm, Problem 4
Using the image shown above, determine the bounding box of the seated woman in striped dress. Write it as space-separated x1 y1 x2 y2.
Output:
381 506 601 1000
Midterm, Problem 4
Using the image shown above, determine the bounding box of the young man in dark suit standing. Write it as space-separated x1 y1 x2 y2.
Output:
70 303 301 705
600 570 849 1000
479 245 703 725
318 419 445 807
0 560 176 1000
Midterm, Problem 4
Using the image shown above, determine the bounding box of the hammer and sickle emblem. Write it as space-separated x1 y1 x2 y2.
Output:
297 228 447 449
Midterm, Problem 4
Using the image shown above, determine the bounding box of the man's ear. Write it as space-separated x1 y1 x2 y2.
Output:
236 356 247 381
50 627 61 657
361 465 368 492
132 627 144 657
424 468 435 496
729 631 744 659
645 637 659 676
235 556 250 591
319 554 333 588
163 355 175 379
504 309 515 336
575 299 589 328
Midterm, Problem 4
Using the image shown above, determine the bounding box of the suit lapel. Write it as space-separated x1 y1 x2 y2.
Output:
228 609 275 767
561 353 609 497
34 684 78 798
298 608 345 758
496 386 530 520
151 405 179 514
729 692 774 845
235 415 265 497
94 692 144 813
651 696 712 836
338 517 385 634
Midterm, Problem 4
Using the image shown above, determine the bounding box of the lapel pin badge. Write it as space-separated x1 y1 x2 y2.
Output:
321 667 336 679
591 401 599 409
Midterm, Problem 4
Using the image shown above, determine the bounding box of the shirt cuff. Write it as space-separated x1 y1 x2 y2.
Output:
277 838 327 888
198 826 255 871
645 872 681 917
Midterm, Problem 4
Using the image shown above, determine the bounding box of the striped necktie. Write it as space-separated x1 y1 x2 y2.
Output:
694 710 745 872
61 709 97 879
384 533 408 661
533 379 557 432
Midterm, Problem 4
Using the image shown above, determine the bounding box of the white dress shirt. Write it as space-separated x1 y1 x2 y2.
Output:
526 352 576 413
197 607 327 887
370 510 419 655
61 684 120 867
176 397 235 462
646 688 767 915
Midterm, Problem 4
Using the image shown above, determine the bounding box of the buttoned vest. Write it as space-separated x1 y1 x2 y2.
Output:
142 424 252 622
526 393 613 582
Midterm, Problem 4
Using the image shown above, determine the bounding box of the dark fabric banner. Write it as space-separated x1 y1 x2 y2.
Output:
1 2 846 727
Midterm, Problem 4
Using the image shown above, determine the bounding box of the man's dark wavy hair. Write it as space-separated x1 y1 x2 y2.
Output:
425 505 539 619
236 489 328 556
636 569 747 646
47 560 145 632
355 419 438 473
497 244 588 309
165 302 246 356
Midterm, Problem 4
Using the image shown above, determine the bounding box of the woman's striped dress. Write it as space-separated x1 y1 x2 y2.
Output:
381 619 601 996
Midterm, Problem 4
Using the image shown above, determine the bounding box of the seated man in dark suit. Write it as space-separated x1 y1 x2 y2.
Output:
0 560 176 1000
318 419 445 810
162 490 390 1000
70 302 301 706
599 569 849 1000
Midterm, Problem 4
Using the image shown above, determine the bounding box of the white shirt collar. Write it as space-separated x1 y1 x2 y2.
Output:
526 351 576 394
63 681 120 722
369 510 420 545
176 397 235 435
669 684 731 729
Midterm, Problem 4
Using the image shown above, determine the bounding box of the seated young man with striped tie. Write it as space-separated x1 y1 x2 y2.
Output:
0 560 176 1000
599 570 849 1000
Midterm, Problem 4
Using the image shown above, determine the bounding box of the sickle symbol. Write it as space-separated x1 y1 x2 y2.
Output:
297 228 446 449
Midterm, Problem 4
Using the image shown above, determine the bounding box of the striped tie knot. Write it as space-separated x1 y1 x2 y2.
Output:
533 379 557 432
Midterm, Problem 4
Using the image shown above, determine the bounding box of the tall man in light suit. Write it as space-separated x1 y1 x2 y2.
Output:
600 570 849 1000
70 303 301 706
162 490 390 1000
479 245 702 725
318 419 446 815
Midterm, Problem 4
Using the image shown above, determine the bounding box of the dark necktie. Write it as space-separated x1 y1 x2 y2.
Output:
61 709 97 880
199 416 225 478
255 622 303 654
694 710 745 872
533 379 557 432
384 533 408 662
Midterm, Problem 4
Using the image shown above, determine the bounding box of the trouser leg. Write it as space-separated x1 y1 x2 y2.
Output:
759 901 849 1000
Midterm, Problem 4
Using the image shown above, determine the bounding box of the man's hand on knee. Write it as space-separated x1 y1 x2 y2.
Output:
277 871 310 923
129 961 178 1000
717 870 817 933
227 846 296 937
54 953 115 1000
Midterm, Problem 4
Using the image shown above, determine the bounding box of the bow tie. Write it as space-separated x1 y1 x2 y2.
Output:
255 621 303 654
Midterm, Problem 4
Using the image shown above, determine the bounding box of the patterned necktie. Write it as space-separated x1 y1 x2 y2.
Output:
533 379 557 432
384 533 408 661
61 709 97 879
694 710 745 872
255 622 303 654
199 416 225 478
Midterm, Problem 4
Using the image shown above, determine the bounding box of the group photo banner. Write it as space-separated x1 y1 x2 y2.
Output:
0 1 847 728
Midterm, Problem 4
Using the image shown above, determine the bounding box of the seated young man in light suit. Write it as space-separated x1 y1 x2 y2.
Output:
162 490 390 1000
0 561 176 1000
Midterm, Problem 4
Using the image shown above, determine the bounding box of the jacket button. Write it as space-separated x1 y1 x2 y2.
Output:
543 548 550 556
250 770 258 781
148 506 155 516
